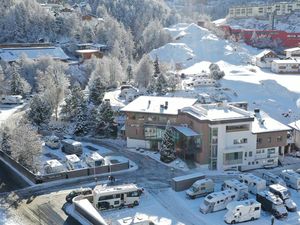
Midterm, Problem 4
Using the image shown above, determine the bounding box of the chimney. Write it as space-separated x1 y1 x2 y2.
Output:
147 100 151 109
165 101 168 109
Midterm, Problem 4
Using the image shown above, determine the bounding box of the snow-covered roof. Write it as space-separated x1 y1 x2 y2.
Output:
89 152 104 161
269 184 287 192
255 49 277 59
94 184 139 195
205 190 236 201
45 159 63 168
226 199 260 210
173 126 199 137
258 191 283 205
289 120 300 131
281 169 300 178
239 173 265 183
252 111 291 133
76 49 99 54
182 103 253 122
0 47 69 62
62 139 82 146
223 179 247 190
121 96 197 115
272 59 300 64
284 47 300 52
65 154 80 163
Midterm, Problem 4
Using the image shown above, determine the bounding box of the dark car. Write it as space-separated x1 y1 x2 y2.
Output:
65 188 93 203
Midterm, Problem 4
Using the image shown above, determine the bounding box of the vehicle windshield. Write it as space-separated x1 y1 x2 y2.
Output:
283 190 290 199
274 204 287 214
204 200 210 206
74 162 83 169
190 186 198 192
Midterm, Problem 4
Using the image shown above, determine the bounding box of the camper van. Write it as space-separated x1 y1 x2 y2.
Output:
45 135 60 149
44 159 65 174
269 184 297 212
280 169 300 190
200 190 238 214
1 95 23 104
186 178 214 199
262 172 286 187
61 139 83 156
239 173 266 195
256 191 288 219
85 152 105 167
65 154 83 170
93 184 143 210
221 179 248 200
224 199 261 224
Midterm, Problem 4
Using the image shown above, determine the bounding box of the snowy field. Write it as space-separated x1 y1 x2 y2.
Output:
0 104 24 125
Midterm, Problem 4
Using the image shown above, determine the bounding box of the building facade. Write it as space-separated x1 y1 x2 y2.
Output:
228 1 300 18
271 59 300 73
122 96 290 171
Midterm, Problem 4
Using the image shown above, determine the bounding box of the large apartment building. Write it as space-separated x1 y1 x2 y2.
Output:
228 1 300 18
121 96 291 171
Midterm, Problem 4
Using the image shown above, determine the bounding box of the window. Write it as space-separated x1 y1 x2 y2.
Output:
249 152 253 157
255 207 260 211
256 161 259 164
234 138 248 144
279 66 286 69
245 152 247 157
114 200 119 205
248 162 251 165
267 137 272 143
258 7 263 13
256 149 261 154
226 124 249 132
257 138 262 144
277 136 282 142
268 148 275 154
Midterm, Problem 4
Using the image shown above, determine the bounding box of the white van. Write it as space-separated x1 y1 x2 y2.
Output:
269 184 297 212
221 179 248 200
186 178 214 199
262 172 286 187
200 190 238 214
224 199 261 224
44 159 65 174
65 154 83 170
280 169 300 190
85 152 105 167
239 173 266 195
1 95 23 104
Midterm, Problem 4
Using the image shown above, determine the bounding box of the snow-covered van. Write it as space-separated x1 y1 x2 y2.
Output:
44 159 65 174
238 173 266 195
45 135 60 149
280 169 300 190
262 172 286 187
186 178 214 199
256 191 288 219
221 179 248 200
1 95 23 104
200 190 238 214
269 184 297 212
61 139 83 156
224 199 261 224
65 154 83 170
85 152 105 167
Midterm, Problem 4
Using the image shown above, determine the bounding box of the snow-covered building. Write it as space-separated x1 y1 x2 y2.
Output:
119 85 140 102
271 59 300 73
122 96 290 170
183 73 216 88
228 1 300 18
255 50 279 68
284 47 300 58
289 120 300 150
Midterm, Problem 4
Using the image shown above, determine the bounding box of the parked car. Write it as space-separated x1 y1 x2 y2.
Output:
186 178 214 199
66 187 93 203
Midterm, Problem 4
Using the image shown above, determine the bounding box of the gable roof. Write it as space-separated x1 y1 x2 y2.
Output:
255 49 277 59
289 120 300 131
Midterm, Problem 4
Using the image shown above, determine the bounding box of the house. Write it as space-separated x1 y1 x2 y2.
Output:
228 1 300 18
76 43 108 60
271 59 300 73
0 44 69 63
289 120 300 150
284 47 300 58
255 50 279 68
183 73 216 88
119 85 140 102
122 96 291 171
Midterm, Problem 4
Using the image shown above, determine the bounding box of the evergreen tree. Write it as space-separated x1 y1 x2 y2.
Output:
28 95 52 126
1 127 11 154
89 76 106 106
74 101 89 136
160 121 176 163
10 67 24 95
156 73 168 95
126 64 133 82
153 56 160 78
95 100 114 135
0 65 5 95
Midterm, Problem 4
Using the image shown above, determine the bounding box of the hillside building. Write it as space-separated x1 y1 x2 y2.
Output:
289 120 300 150
284 47 300 58
255 50 279 68
121 96 291 171
271 59 300 73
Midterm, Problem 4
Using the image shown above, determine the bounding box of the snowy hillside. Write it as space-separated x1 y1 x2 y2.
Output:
150 23 259 68
150 23 300 124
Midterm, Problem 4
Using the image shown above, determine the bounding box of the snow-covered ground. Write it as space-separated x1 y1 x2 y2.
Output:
0 104 24 125
149 23 300 124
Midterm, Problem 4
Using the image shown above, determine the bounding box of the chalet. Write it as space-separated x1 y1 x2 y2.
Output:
255 50 279 68
271 59 300 74
0 43 69 63
121 96 290 170
284 47 300 58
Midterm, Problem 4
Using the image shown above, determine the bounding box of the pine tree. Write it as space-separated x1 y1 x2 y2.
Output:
0 65 5 95
153 56 160 78
95 100 114 135
10 67 24 95
28 95 52 126
156 73 168 95
74 101 89 136
89 76 106 106
126 64 133 82
160 121 176 163
1 127 11 154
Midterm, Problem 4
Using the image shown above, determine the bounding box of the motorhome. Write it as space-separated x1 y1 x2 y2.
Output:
1 95 23 104
93 184 143 210
45 135 60 149
256 191 288 219
61 139 83 156
65 154 83 170
239 173 266 195
186 178 214 199
280 169 300 190
200 190 239 214
44 159 65 174
224 199 261 224
262 172 286 187
221 179 248 200
269 184 297 212
85 152 105 167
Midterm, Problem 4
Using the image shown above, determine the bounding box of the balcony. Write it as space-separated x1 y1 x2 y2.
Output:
223 158 243 166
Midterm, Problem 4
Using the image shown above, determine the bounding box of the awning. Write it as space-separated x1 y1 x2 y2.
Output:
173 126 200 137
